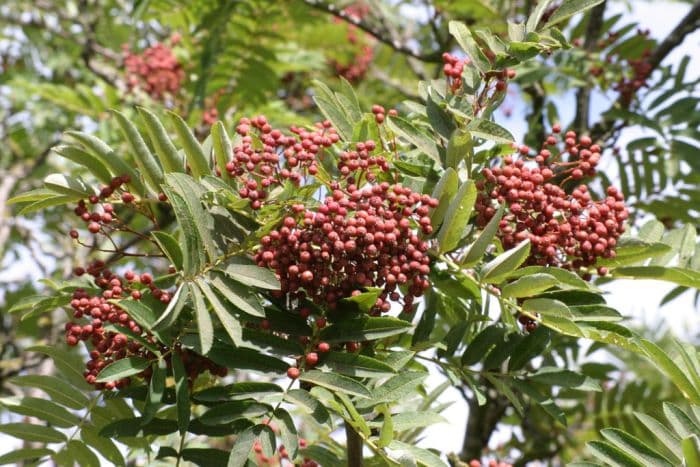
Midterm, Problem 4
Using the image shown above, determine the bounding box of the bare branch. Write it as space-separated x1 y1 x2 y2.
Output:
300 0 442 63
573 1 607 132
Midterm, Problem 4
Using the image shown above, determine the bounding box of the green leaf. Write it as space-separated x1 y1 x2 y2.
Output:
300 370 372 399
64 130 144 195
167 110 210 179
340 287 382 313
508 41 541 60
448 21 490 72
337 77 362 123
171 351 191 435
227 425 258 467
430 168 459 229
377 405 394 448
194 382 283 403
210 272 265 319
369 411 447 432
481 239 531 283
426 95 455 140
152 282 188 331
212 121 233 180
545 0 606 29
143 360 167 424
461 204 505 266
484 374 524 416
111 298 157 330
81 425 125 466
221 258 280 290
0 396 81 428
461 325 506 366
320 316 412 343
8 375 88 410
437 180 477 253
320 352 396 377
163 173 217 268
522 298 572 318
191 282 215 353
389 440 448 467
526 0 554 31
52 145 112 185
634 413 681 463
27 345 92 390
0 423 66 443
112 109 164 192
509 326 551 370
598 240 672 268
640 340 700 404
0 448 53 465
501 273 558 298
180 448 229 467
600 428 673 467
137 107 183 173
96 356 150 382
387 115 440 163
468 118 515 144
312 80 352 141
152 231 184 271
199 401 270 425
530 367 601 391
588 441 646 467
66 440 99 467
682 435 700 467
44 173 94 197
663 402 700 438
275 408 299 461
284 389 332 426
366 372 428 406
612 266 700 289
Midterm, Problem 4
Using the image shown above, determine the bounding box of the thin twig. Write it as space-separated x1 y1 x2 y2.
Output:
301 0 442 63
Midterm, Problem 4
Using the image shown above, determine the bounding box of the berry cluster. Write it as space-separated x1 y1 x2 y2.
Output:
225 116 339 208
330 2 374 82
256 171 437 314
370 104 397 124
123 42 185 100
69 175 133 239
442 52 469 93
475 126 627 277
588 29 652 106
66 264 225 389
333 44 374 83
202 107 218 126
253 437 316 466
613 51 652 106
468 459 513 467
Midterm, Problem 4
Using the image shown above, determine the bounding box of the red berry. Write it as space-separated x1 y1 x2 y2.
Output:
305 352 319 366
318 342 330 352
287 367 300 379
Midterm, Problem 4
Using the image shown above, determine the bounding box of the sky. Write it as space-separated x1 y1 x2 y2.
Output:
2 0 700 464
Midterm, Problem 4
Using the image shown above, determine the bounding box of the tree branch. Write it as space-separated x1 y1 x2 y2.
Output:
460 376 510 461
346 422 363 467
590 0 700 141
572 1 607 133
300 0 442 63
